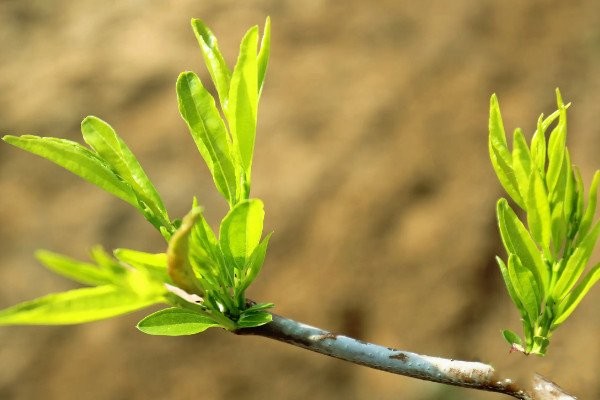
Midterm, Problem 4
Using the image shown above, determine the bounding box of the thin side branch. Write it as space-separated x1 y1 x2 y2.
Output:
236 313 576 400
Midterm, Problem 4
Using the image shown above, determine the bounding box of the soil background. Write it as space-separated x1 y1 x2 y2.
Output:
1 1 600 399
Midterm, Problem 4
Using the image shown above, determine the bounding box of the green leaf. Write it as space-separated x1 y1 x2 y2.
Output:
526 168 552 253
190 209 221 262
489 96 524 208
114 249 167 269
497 199 549 293
502 329 525 352
540 108 562 133
511 128 532 199
257 16 271 96
574 167 586 227
577 170 600 242
531 336 549 355
0 286 159 325
522 316 534 350
546 94 567 196
90 246 127 279
228 26 259 188
167 208 205 295
190 18 232 111
137 307 220 336
2 135 137 206
562 151 577 238
553 221 600 300
35 250 113 286
549 149 578 247
177 71 238 205
238 233 271 295
236 310 272 328
114 248 170 283
530 114 547 173
554 263 600 326
219 199 264 269
550 206 567 257
548 151 570 253
507 254 540 325
496 257 526 314
244 302 275 313
80 116 170 227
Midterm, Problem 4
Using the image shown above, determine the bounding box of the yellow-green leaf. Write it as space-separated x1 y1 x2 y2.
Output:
489 95 524 208
177 71 238 205
554 263 600 326
219 199 264 270
81 116 169 227
190 18 232 111
577 170 600 242
497 199 549 293
137 307 220 336
512 128 532 199
2 135 137 206
526 168 552 253
35 250 113 286
257 16 271 96
0 286 159 325
507 254 541 325
167 208 205 295
228 26 259 187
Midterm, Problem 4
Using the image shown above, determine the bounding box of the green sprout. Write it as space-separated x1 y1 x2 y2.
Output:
0 17 273 335
490 89 600 355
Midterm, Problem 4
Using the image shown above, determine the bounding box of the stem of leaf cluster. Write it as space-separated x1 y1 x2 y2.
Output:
235 313 575 400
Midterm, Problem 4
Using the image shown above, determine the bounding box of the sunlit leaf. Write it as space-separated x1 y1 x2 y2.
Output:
190 209 221 263
554 263 600 326
496 257 526 315
167 208 205 295
507 254 540 325
511 128 532 199
190 18 232 111
530 114 547 173
177 71 238 205
0 286 159 325
497 199 549 293
137 307 221 336
90 246 127 279
502 329 525 353
237 233 271 297
577 170 600 242
228 26 259 189
219 199 264 270
244 302 275 313
2 135 137 206
546 92 567 196
114 249 169 283
526 168 552 253
81 116 170 228
553 221 600 300
36 250 113 286
236 310 272 328
489 99 524 208
257 17 271 96
114 249 167 269
562 152 577 238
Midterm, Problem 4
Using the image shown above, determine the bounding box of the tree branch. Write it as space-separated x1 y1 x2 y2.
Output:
235 313 576 400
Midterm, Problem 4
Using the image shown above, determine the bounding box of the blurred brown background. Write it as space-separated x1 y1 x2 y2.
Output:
1 1 599 399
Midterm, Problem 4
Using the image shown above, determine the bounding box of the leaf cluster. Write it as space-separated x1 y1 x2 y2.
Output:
0 18 273 335
490 89 600 355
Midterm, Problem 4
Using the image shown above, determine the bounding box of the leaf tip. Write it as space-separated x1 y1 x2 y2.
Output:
2 135 15 144
496 197 508 210
555 87 563 106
